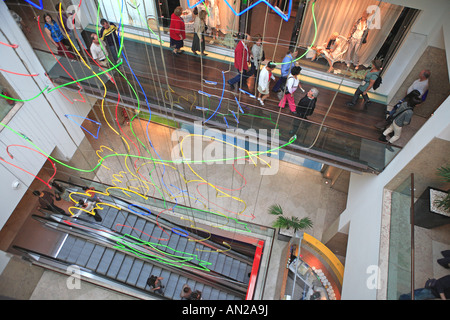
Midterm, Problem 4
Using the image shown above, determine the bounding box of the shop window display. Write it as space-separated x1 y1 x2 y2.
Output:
100 0 156 29
298 0 404 76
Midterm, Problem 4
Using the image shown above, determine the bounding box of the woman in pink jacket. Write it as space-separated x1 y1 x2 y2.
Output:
279 66 303 113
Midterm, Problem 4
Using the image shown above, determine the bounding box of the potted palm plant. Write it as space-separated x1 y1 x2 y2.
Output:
414 165 450 229
433 165 450 213
268 204 313 241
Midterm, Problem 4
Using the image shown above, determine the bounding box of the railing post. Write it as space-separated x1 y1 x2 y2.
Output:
410 173 415 300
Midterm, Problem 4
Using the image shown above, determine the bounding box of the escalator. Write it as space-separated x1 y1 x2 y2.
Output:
17 184 260 300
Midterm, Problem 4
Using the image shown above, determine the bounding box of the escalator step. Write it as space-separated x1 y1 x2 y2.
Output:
96 248 116 275
150 225 165 243
167 232 181 250
150 266 162 277
119 214 138 235
174 275 188 300
164 273 179 298
228 259 240 280
112 213 127 233
228 293 241 300
56 235 77 260
175 237 188 253
106 252 125 278
236 262 248 283
66 238 86 264
183 241 196 257
116 255 135 282
131 218 146 239
141 222 155 242
245 264 253 282
136 263 153 289
222 256 233 277
101 208 119 229
125 259 144 286
218 291 228 300
201 285 212 300
199 250 211 266
209 288 220 300
207 251 218 269
85 245 105 270
213 254 226 274
75 241 95 267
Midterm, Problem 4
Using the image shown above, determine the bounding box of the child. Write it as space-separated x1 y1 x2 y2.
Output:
279 66 303 113
257 61 276 106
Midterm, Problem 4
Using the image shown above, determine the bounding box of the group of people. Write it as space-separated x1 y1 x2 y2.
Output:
169 2 220 56
40 6 122 67
376 68 430 149
146 276 202 300
226 33 320 135
40 6 430 148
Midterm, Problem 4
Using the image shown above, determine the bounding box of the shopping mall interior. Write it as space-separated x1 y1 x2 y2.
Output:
0 0 449 301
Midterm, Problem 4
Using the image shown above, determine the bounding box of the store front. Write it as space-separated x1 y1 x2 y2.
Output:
95 0 417 80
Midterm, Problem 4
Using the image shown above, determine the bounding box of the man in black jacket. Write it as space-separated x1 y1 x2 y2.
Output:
289 87 319 135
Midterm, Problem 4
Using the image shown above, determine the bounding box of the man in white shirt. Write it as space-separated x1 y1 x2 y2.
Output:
407 69 430 99
257 61 276 105
90 33 108 67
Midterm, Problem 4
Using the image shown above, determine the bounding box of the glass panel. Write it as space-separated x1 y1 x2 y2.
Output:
387 175 413 300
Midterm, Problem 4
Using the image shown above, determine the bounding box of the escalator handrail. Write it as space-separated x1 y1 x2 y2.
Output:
53 179 256 264
11 244 170 300
33 213 248 296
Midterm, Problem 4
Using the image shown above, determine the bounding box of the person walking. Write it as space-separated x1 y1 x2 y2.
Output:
346 59 382 110
43 13 75 59
227 33 251 91
33 190 66 215
278 66 303 113
99 18 120 63
272 48 298 93
257 61 276 106
191 10 207 56
169 6 186 55
378 89 421 149
290 88 319 135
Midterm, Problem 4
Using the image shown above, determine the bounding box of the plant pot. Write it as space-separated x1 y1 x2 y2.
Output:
277 228 294 242
414 187 450 229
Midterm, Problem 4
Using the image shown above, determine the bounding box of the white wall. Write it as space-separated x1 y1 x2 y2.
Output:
0 2 96 229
